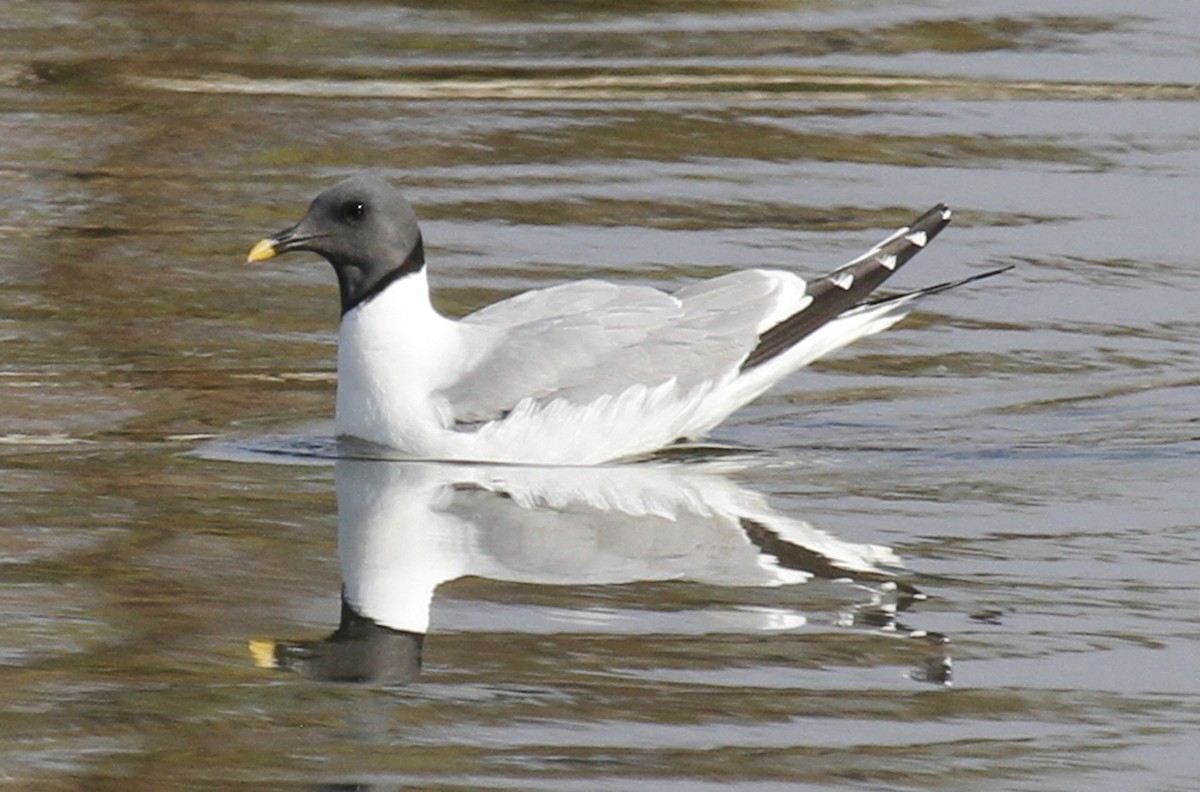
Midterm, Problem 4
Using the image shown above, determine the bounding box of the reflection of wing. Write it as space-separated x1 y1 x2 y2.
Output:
447 463 900 583
440 270 801 423
337 459 905 634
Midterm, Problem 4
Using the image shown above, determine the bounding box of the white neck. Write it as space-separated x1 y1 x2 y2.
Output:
335 269 462 451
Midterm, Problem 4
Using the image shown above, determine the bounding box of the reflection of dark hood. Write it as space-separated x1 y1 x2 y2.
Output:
250 595 423 685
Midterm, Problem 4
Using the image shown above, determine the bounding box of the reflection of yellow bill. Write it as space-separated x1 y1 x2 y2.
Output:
246 238 277 263
248 639 278 668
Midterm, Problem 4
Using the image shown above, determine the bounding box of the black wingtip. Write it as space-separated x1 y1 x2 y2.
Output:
740 204 956 371
875 263 1015 304
911 202 952 228
901 203 953 252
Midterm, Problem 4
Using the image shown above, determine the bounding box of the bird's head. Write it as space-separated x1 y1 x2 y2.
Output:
248 173 425 314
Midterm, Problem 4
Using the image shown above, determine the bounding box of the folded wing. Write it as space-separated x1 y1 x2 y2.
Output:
440 270 797 425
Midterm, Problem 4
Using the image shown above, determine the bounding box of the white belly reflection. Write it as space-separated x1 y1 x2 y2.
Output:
253 458 941 685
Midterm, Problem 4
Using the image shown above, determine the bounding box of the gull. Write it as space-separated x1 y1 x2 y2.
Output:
247 174 1008 464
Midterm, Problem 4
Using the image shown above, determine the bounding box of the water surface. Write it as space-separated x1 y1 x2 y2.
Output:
2 2 1199 789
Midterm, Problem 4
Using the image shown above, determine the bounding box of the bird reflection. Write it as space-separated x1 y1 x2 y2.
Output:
252 457 941 685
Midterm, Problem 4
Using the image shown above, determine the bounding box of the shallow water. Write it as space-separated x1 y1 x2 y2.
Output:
2 2 1199 790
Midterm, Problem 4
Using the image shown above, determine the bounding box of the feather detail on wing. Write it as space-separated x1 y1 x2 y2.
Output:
439 271 802 425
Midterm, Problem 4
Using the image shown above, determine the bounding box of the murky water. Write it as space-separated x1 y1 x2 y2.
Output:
2 2 1199 789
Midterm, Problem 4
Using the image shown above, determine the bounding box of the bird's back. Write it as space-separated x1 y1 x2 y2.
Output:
441 269 805 427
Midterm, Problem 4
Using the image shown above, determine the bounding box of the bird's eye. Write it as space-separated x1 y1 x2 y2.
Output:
340 200 367 223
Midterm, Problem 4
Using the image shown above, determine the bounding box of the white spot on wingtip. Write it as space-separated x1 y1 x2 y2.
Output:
878 253 898 270
831 272 854 290
941 207 952 220
905 230 928 247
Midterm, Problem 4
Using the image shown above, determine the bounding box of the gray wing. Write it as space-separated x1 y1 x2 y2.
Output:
439 271 796 424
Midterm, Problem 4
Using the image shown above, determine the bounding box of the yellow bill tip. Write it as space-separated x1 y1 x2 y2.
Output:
248 639 279 668
246 238 277 263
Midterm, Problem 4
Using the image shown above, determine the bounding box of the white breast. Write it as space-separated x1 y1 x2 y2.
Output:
335 269 469 455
